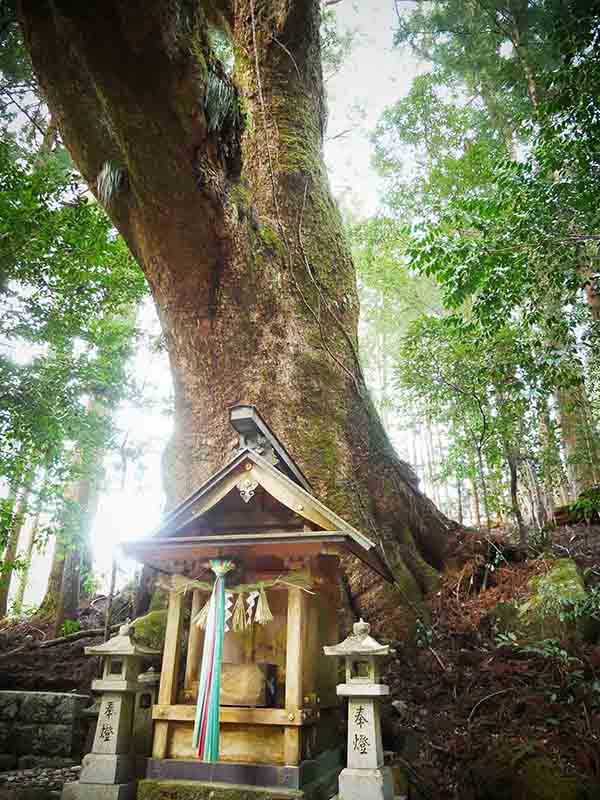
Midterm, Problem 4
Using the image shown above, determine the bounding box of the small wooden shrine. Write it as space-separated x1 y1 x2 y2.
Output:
124 405 393 797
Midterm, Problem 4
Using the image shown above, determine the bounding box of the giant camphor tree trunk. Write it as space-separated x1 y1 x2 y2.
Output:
18 0 457 627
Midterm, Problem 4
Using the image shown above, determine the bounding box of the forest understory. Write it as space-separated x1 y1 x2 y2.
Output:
3 520 600 799
383 520 600 799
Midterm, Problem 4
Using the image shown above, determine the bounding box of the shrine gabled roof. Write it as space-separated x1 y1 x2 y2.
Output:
151 447 292 537
151 447 368 545
125 447 395 583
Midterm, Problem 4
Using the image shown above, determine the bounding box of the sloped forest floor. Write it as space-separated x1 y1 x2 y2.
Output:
2 525 600 798
0 593 133 692
380 522 600 799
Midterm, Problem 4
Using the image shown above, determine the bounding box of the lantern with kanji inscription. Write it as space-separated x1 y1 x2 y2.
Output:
62 622 160 800
324 619 395 800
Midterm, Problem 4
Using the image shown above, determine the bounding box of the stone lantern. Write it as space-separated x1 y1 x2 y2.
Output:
324 619 395 800
62 622 160 800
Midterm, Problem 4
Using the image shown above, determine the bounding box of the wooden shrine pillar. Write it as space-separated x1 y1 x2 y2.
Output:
184 589 203 693
153 585 184 759
284 585 306 766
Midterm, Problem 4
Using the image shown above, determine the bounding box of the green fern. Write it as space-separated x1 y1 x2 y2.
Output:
97 160 126 206
204 69 239 133
59 618 82 637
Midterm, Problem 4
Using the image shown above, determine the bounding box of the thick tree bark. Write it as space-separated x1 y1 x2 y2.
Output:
19 0 456 626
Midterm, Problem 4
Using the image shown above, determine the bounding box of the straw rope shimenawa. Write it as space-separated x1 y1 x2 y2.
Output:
159 572 314 632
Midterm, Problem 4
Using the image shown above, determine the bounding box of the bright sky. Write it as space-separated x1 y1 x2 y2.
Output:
17 0 425 609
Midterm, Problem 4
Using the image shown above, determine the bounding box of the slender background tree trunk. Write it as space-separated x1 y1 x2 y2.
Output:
0 472 33 617
37 538 65 619
12 474 46 615
557 384 599 495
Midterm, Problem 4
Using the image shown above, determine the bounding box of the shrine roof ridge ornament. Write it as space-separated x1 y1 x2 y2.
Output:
323 619 394 657
229 404 311 491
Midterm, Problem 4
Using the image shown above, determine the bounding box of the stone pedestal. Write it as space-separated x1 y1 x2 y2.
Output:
63 692 138 799
62 781 136 800
337 689 394 800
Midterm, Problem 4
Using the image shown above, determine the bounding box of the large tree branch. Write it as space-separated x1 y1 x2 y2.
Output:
18 1 226 311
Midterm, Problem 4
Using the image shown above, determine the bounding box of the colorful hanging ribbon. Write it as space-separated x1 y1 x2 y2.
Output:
192 559 234 762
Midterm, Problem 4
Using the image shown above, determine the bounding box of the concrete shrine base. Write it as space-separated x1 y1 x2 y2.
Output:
142 748 342 800
137 780 303 800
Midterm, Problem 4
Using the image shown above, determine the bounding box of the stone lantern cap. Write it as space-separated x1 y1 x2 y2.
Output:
323 619 393 658
84 622 161 658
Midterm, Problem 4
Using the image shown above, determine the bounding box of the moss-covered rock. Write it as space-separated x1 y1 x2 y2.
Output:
131 610 168 650
137 780 302 800
486 601 520 634
517 559 586 639
462 751 600 800
149 587 169 612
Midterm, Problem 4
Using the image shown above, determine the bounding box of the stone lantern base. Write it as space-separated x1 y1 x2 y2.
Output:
338 765 394 800
62 780 136 800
